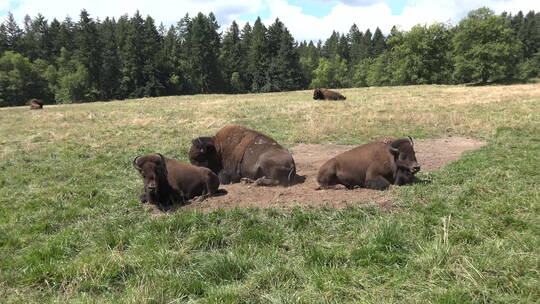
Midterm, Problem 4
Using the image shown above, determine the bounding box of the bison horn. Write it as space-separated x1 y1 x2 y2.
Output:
408 136 414 147
155 153 168 175
132 156 142 170
155 153 166 165
389 146 399 155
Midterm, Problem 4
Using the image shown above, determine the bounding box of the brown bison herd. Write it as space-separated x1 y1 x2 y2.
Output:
29 88 416 210
134 123 421 210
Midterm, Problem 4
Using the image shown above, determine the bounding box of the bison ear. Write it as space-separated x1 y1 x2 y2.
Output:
389 146 399 156
133 156 142 171
408 136 414 147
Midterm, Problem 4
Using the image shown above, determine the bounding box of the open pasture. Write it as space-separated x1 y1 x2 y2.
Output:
0 84 539 303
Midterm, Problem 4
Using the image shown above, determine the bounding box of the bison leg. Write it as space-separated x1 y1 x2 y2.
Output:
253 176 280 186
240 177 255 184
193 194 210 202
365 175 391 190
139 193 148 203
218 170 241 184
394 169 414 186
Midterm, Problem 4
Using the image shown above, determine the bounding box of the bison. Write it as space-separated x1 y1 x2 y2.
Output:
133 153 222 209
317 137 420 190
189 125 296 186
313 88 346 101
29 99 44 110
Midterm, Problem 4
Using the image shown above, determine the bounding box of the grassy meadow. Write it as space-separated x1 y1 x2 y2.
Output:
0 84 539 303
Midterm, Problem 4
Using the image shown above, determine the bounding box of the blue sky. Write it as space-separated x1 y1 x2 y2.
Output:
2 0 540 41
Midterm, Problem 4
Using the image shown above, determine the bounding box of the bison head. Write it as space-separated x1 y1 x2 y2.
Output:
189 137 222 174
389 137 420 174
313 89 324 100
133 153 168 196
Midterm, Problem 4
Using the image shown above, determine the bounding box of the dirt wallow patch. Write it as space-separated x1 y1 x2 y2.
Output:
149 137 486 214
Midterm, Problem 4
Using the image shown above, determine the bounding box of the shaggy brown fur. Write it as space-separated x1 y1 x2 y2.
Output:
317 137 420 190
189 125 296 186
313 88 346 100
133 153 221 209
29 99 44 110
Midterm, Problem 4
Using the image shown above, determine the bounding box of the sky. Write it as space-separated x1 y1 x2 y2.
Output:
1 0 539 41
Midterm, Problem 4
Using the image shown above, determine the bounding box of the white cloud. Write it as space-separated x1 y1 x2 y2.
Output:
257 0 540 41
1 0 264 26
2 0 540 41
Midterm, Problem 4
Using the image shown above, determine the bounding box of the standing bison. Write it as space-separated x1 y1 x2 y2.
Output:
29 99 44 109
317 137 420 190
313 88 346 100
189 125 296 186
133 153 222 210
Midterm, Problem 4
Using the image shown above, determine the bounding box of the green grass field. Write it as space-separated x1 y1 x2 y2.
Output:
1 84 539 303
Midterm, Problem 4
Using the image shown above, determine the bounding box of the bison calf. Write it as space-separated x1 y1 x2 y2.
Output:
29 99 43 110
317 137 420 190
313 88 346 101
133 153 221 209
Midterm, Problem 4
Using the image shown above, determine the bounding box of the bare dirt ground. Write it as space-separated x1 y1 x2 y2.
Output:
151 137 486 214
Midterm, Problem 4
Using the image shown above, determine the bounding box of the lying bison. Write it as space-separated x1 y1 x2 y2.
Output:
133 153 222 209
189 125 296 186
29 99 44 110
313 88 346 101
317 137 420 190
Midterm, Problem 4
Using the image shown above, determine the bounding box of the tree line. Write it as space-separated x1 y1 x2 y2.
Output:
0 7 539 107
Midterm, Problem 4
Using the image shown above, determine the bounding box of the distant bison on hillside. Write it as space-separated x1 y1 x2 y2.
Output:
133 153 222 210
313 88 346 101
189 125 297 186
317 137 420 190
29 99 43 110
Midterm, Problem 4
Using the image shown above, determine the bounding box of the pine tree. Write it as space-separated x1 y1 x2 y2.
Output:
120 11 145 97
248 17 269 92
371 27 386 57
168 14 191 94
75 10 101 96
184 12 222 93
58 17 76 52
162 25 179 94
264 23 302 91
0 24 7 53
98 17 122 99
361 28 373 59
141 15 166 97
239 22 253 91
3 13 23 53
348 24 364 66
322 31 339 58
220 21 245 92
47 18 62 60
17 14 45 60
266 18 284 58
337 34 350 62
